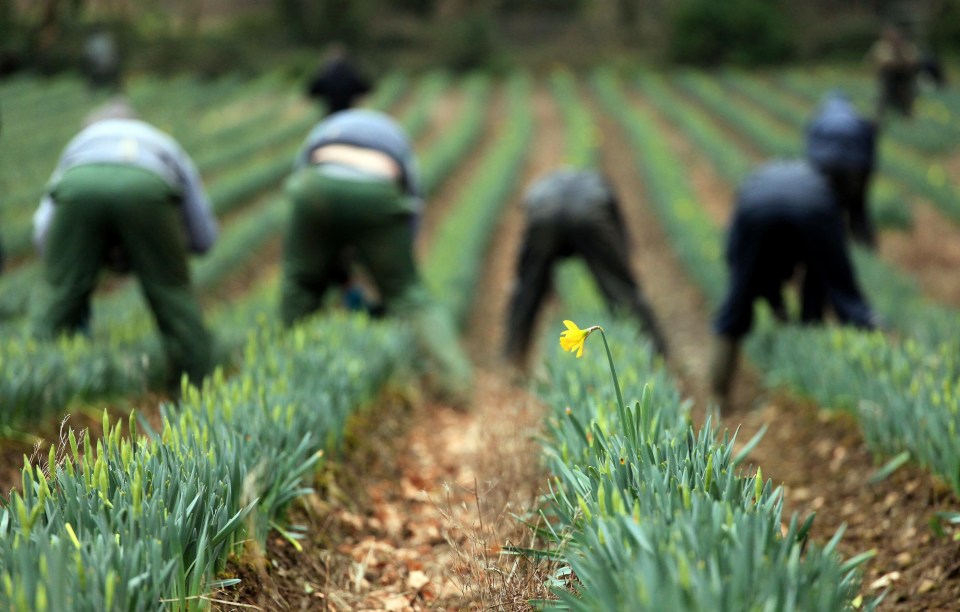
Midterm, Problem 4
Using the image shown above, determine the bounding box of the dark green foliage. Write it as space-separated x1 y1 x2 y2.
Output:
668 0 795 66
806 15 880 61
391 0 436 16
312 0 373 48
435 11 501 73
136 33 258 79
929 1 960 55
0 0 26 75
276 0 373 47
497 0 584 14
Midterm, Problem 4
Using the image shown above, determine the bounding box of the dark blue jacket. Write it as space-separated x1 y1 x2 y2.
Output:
713 161 875 337
805 93 876 173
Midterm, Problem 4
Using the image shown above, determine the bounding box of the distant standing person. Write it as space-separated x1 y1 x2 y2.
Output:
867 23 920 120
805 91 878 249
709 156 879 411
306 43 372 115
281 108 473 404
32 100 218 388
83 25 122 93
504 168 668 370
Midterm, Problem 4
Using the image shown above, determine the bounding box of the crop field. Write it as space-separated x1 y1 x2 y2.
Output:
1 66 959 610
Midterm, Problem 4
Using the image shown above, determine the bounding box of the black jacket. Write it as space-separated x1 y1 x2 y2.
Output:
714 160 875 337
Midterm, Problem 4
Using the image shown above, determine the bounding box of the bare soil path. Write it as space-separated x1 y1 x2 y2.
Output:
878 203 960 306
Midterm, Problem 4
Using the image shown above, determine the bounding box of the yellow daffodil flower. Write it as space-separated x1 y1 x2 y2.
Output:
559 320 602 358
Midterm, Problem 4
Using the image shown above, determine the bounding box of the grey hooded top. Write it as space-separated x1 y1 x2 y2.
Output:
295 109 422 213
522 168 616 221
33 119 218 255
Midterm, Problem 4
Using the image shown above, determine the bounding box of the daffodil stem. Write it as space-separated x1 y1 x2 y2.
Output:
597 330 625 414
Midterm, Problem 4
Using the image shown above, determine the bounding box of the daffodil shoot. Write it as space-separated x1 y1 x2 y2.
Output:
560 320 603 358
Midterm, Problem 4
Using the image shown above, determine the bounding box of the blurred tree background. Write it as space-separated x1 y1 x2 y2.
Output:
0 0 956 78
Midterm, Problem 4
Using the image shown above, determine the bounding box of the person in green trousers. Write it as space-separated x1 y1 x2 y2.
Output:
282 109 473 405
32 99 218 388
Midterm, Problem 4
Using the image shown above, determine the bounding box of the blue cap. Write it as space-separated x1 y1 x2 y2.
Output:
805 91 876 172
